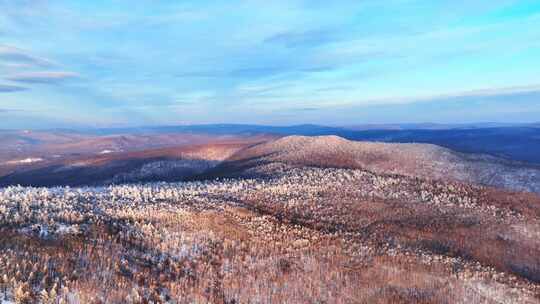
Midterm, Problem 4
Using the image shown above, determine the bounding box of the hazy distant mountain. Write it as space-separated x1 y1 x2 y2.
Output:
343 122 537 130
8 123 538 164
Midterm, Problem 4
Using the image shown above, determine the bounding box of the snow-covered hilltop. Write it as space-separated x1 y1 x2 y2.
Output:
217 135 540 193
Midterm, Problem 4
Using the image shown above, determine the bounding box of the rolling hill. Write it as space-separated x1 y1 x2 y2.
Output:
1 136 540 302
210 135 540 194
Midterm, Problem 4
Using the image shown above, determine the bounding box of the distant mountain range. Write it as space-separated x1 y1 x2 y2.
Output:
37 121 539 134
19 123 538 165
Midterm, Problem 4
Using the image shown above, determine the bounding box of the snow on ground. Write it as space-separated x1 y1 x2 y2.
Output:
1 291 14 304
5 158 43 165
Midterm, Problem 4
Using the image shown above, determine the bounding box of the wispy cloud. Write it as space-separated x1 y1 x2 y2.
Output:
383 84 540 106
289 107 320 112
323 85 540 123
0 107 25 113
264 29 339 48
0 45 55 67
175 62 338 80
6 71 79 84
0 84 28 93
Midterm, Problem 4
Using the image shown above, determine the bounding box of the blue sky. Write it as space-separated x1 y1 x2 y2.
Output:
1 0 539 128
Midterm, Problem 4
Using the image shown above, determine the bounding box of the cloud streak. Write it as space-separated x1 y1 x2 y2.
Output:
0 45 55 67
0 84 28 93
264 29 340 48
6 71 79 84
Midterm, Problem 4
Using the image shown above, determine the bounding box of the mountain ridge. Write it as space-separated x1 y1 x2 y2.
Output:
211 135 540 193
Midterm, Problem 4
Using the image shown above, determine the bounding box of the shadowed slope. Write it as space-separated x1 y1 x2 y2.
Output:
0 141 260 187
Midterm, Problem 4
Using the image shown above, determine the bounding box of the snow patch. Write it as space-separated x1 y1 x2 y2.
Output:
5 157 43 165
56 223 81 235
18 223 82 239
1 291 14 304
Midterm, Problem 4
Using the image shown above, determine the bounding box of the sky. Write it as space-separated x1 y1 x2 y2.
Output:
1 0 539 129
